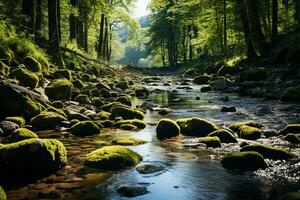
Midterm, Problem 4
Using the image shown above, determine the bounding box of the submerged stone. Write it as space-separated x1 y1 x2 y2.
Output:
112 136 147 146
156 119 180 140
136 163 165 174
117 185 149 197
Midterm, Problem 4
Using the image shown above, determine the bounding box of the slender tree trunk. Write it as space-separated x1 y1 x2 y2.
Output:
48 0 64 66
272 0 278 42
35 0 42 32
57 0 61 40
295 0 300 25
22 0 35 31
83 9 88 52
223 0 227 63
103 17 108 61
69 0 77 40
188 25 193 61
97 14 105 59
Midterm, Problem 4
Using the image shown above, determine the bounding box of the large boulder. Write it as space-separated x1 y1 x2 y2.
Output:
208 129 237 143
240 144 295 160
84 145 142 170
111 106 144 120
45 79 73 100
238 125 262 140
30 112 67 130
221 151 267 171
10 68 39 88
70 121 100 136
280 124 300 135
24 56 42 73
281 88 300 102
176 117 218 137
198 136 221 148
193 75 211 85
0 138 67 175
10 128 38 142
228 121 263 133
240 67 267 82
115 96 132 107
156 119 180 140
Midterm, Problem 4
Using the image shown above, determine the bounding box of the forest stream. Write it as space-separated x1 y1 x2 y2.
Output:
4 77 300 200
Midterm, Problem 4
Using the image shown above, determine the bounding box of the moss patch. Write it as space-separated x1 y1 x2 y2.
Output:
74 94 91 104
112 136 147 146
45 79 73 100
0 138 67 174
115 96 132 107
0 186 6 200
176 117 218 137
156 119 180 140
111 106 144 120
240 144 295 160
221 151 267 171
72 79 85 89
30 112 67 130
84 145 142 170
5 116 26 127
10 128 38 142
10 68 39 88
239 125 262 140
70 121 100 136
97 111 111 120
208 129 237 143
199 136 221 148
24 56 42 73
228 121 263 133
115 119 147 130
280 124 300 135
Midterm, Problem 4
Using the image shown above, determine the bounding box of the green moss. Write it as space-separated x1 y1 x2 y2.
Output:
51 101 64 109
193 75 211 85
24 56 42 73
46 106 67 118
45 79 73 100
221 151 267 171
283 133 300 144
0 45 14 63
119 124 137 130
228 121 263 133
199 136 221 148
70 119 80 126
100 102 123 112
53 69 72 80
115 119 147 129
10 128 38 142
0 138 67 174
74 94 91 104
0 186 6 200
10 68 39 88
72 79 85 89
281 88 300 102
156 119 180 140
70 121 100 136
5 116 25 127
279 192 300 200
239 125 262 140
280 124 300 135
97 111 111 120
84 145 142 170
208 129 237 143
111 106 144 120
116 81 129 90
112 136 147 146
115 96 132 107
30 112 67 131
240 67 267 82
240 144 295 160
176 117 218 137
0 61 9 76
96 82 111 91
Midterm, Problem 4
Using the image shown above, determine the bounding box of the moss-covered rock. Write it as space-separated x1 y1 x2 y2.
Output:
283 133 300 144
84 145 142 170
53 69 72 80
45 79 73 100
228 121 263 133
0 121 19 136
158 108 173 116
193 75 211 85
156 119 180 140
135 87 149 98
112 136 147 146
111 106 144 120
208 129 237 143
116 81 129 90
0 186 6 200
10 128 38 142
24 56 42 73
221 151 267 171
97 111 110 120
46 106 67 118
100 102 123 112
115 119 147 130
279 192 300 200
52 100 64 109
72 79 85 89
92 97 105 107
74 94 91 104
0 138 67 174
99 89 112 98
239 125 262 140
30 112 67 130
240 144 295 160
119 124 137 130
70 121 100 136
10 68 39 88
115 96 132 107
90 88 101 97
280 124 300 135
96 82 111 91
199 136 221 148
5 116 25 127
176 117 218 137
281 88 300 102
0 61 9 76
240 67 267 82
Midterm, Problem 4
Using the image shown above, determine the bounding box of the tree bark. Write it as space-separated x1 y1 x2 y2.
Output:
223 0 227 62
22 0 35 31
69 0 78 40
272 0 278 42
295 0 300 25
97 14 105 59
35 0 42 32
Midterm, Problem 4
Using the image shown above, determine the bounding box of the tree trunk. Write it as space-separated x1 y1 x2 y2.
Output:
48 0 64 66
35 0 42 32
103 17 108 61
223 0 227 62
272 0 278 42
69 0 77 40
22 0 35 31
57 0 61 40
97 14 105 59
83 9 88 52
295 0 300 25
188 25 193 61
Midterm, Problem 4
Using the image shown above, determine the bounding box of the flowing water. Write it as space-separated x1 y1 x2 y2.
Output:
4 82 300 200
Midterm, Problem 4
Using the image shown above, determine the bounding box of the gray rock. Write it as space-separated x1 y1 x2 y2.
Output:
0 121 19 136
117 185 149 197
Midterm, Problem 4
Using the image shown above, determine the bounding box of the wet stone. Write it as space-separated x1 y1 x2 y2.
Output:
136 163 165 174
117 185 149 197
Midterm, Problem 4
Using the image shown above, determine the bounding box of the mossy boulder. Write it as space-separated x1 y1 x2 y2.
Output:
90 88 101 97
176 117 218 137
0 61 9 76
281 88 300 102
240 144 295 160
111 106 144 120
280 124 300 135
156 119 180 140
240 67 267 82
53 69 72 80
0 138 67 174
5 116 25 127
0 186 6 200
228 121 263 133
135 87 149 98
115 96 132 107
208 129 237 143
10 128 38 142
112 136 147 146
283 133 300 144
221 151 267 171
30 112 67 130
92 97 105 107
84 145 142 170
72 79 85 89
74 94 91 104
70 121 100 136
45 79 73 100
193 75 211 85
24 56 42 73
46 106 67 118
96 82 111 91
52 101 64 109
116 81 129 90
97 111 110 120
10 68 39 88
115 119 147 130
279 192 300 200
99 89 112 98
198 136 221 148
158 108 173 116
119 124 137 130
239 125 262 140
